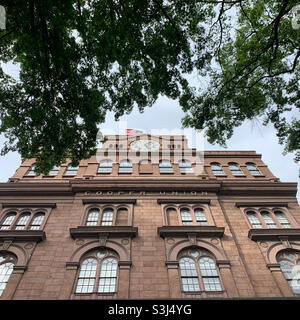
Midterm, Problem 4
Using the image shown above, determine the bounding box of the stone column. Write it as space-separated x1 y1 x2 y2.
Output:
166 261 181 298
217 261 239 297
117 262 131 298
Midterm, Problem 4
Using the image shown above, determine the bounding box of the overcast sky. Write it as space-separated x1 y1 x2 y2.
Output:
0 61 299 203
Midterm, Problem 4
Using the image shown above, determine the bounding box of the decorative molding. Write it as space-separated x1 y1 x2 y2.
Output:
70 226 138 239
82 199 136 204
236 202 288 208
2 203 56 208
248 228 300 241
157 199 211 204
157 226 225 238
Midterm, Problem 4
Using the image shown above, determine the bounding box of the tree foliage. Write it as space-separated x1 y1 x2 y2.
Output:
0 0 299 174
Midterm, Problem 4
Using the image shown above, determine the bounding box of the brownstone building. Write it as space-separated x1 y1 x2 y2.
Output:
0 134 300 300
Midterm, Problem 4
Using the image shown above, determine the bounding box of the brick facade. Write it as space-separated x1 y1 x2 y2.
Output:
0 134 299 299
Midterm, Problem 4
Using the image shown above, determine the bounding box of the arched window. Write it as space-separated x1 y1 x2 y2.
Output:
159 160 173 173
115 208 128 226
178 248 222 293
101 208 114 226
25 164 37 177
246 163 262 176
179 257 200 292
86 209 100 226
0 212 17 230
29 212 45 230
0 253 16 296
64 165 79 176
199 257 222 291
119 160 132 173
211 163 224 176
260 211 276 228
15 212 31 230
178 160 193 174
75 249 118 294
48 166 60 176
274 210 291 228
277 251 300 294
179 208 208 226
98 160 112 173
194 208 208 226
180 208 193 225
246 211 262 228
228 163 243 176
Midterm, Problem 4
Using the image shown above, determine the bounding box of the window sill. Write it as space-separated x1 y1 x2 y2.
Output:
157 226 224 238
0 230 46 242
248 228 300 241
70 226 138 239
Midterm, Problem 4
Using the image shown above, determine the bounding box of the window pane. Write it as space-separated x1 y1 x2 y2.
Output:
159 160 173 173
246 163 261 175
179 258 200 292
274 211 291 228
86 209 99 226
75 258 97 293
26 165 37 176
98 160 112 173
65 165 79 175
101 209 114 226
180 209 193 225
199 257 222 292
15 213 31 230
48 166 60 176
98 258 118 293
194 209 208 226
211 163 224 175
178 160 193 173
29 213 45 230
261 211 276 229
228 163 243 175
119 160 132 173
0 260 15 296
0 213 16 230
247 212 262 228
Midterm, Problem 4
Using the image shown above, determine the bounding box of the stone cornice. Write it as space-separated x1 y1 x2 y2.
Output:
0 180 297 198
157 226 225 238
0 230 46 242
69 226 138 239
248 228 300 241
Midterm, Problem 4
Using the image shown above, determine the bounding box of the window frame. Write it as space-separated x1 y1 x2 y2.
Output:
64 164 79 176
0 252 17 297
210 163 225 176
118 159 133 174
228 162 244 176
178 248 223 294
98 159 113 174
178 160 193 174
25 164 37 177
83 204 133 227
0 208 49 231
246 162 262 176
159 160 174 173
163 204 214 227
277 250 300 295
74 249 119 296
243 207 294 229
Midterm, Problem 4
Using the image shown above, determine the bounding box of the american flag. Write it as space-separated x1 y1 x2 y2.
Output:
126 129 144 135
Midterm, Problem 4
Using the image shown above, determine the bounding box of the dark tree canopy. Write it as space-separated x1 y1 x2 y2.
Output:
0 0 299 174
